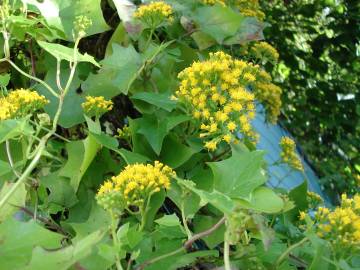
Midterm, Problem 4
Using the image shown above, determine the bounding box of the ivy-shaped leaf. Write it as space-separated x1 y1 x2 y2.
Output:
207 149 266 199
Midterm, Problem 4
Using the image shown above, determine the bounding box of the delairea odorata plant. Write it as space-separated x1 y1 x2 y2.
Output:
0 0 358 270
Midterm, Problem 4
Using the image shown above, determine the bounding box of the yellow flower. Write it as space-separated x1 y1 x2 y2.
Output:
96 161 175 213
250 42 279 64
201 0 226 6
299 211 307 221
177 51 264 151
0 89 48 120
314 193 360 250
134 1 173 28
279 137 303 171
82 96 113 117
234 0 265 21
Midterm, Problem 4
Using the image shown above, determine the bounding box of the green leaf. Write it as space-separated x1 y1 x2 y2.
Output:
116 148 150 164
0 119 33 144
236 187 284 214
0 218 63 270
82 44 142 97
136 114 190 155
143 190 166 231
131 92 177 112
192 5 244 43
177 179 234 214
193 215 225 248
41 173 78 208
67 201 111 241
191 31 216 50
0 73 10 87
24 230 104 270
286 181 308 221
59 136 101 191
37 41 100 67
223 17 264 45
23 0 110 40
208 149 266 199
155 214 187 239
160 135 198 168
0 181 26 222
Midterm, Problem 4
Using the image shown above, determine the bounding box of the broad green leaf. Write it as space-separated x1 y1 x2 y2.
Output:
0 218 63 270
0 73 10 87
0 181 26 222
22 0 110 40
191 31 216 50
41 173 78 208
143 190 166 231
286 181 308 221
177 179 234 214
160 135 198 168
236 187 284 214
24 230 104 270
37 41 100 67
59 136 101 191
131 92 177 112
117 223 144 250
67 201 111 241
208 150 266 199
192 5 244 43
223 17 264 45
193 215 225 248
116 148 150 164
0 119 33 143
0 160 12 178
155 214 187 239
82 44 142 97
136 114 190 155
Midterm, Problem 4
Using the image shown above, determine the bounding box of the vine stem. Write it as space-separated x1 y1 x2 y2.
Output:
0 58 59 98
181 199 192 240
110 211 123 270
275 237 309 267
223 239 231 270
0 139 45 209
135 216 226 270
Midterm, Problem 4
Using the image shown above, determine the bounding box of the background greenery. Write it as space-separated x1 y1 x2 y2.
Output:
262 0 360 201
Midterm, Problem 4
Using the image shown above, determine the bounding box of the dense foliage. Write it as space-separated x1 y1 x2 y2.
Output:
262 0 360 200
0 0 359 270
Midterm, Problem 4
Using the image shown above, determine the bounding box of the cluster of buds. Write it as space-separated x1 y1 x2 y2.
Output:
233 0 265 21
74 15 92 38
96 162 175 215
82 96 113 118
133 1 173 28
279 137 304 171
307 191 323 209
250 42 280 64
314 194 360 251
0 89 48 121
201 0 226 6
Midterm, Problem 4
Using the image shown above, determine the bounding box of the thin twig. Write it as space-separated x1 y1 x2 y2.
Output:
135 216 226 270
5 140 21 178
19 206 69 236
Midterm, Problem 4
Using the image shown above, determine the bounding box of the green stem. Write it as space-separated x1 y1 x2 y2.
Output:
275 237 309 267
110 211 123 270
0 58 59 98
0 139 45 210
181 200 192 240
223 238 231 270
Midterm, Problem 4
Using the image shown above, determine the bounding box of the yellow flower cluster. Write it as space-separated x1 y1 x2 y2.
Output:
250 42 279 64
279 137 303 171
315 194 360 250
82 96 113 117
307 191 323 209
253 81 282 123
201 0 226 6
117 124 131 141
134 1 173 28
0 89 48 121
234 0 265 21
96 161 175 213
176 51 261 151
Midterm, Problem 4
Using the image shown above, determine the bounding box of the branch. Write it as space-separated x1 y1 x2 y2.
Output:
135 216 226 270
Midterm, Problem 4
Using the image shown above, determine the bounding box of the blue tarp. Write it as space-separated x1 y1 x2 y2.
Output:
253 106 326 199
